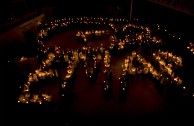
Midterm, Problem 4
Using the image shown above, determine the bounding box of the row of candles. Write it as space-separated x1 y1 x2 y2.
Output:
74 19 160 47
122 23 151 37
36 17 163 47
37 17 128 42
76 30 109 43
156 50 183 67
103 50 112 94
61 51 79 93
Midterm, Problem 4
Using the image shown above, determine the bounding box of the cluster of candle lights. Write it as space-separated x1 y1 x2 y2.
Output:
76 30 109 43
120 50 188 95
187 42 194 55
17 17 193 104
18 68 56 104
152 51 183 85
61 50 79 95
103 50 112 93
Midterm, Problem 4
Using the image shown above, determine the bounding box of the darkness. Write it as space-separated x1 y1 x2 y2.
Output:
1 0 194 125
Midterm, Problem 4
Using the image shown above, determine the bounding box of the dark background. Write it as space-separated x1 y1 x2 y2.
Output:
1 0 194 124
0 0 193 40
